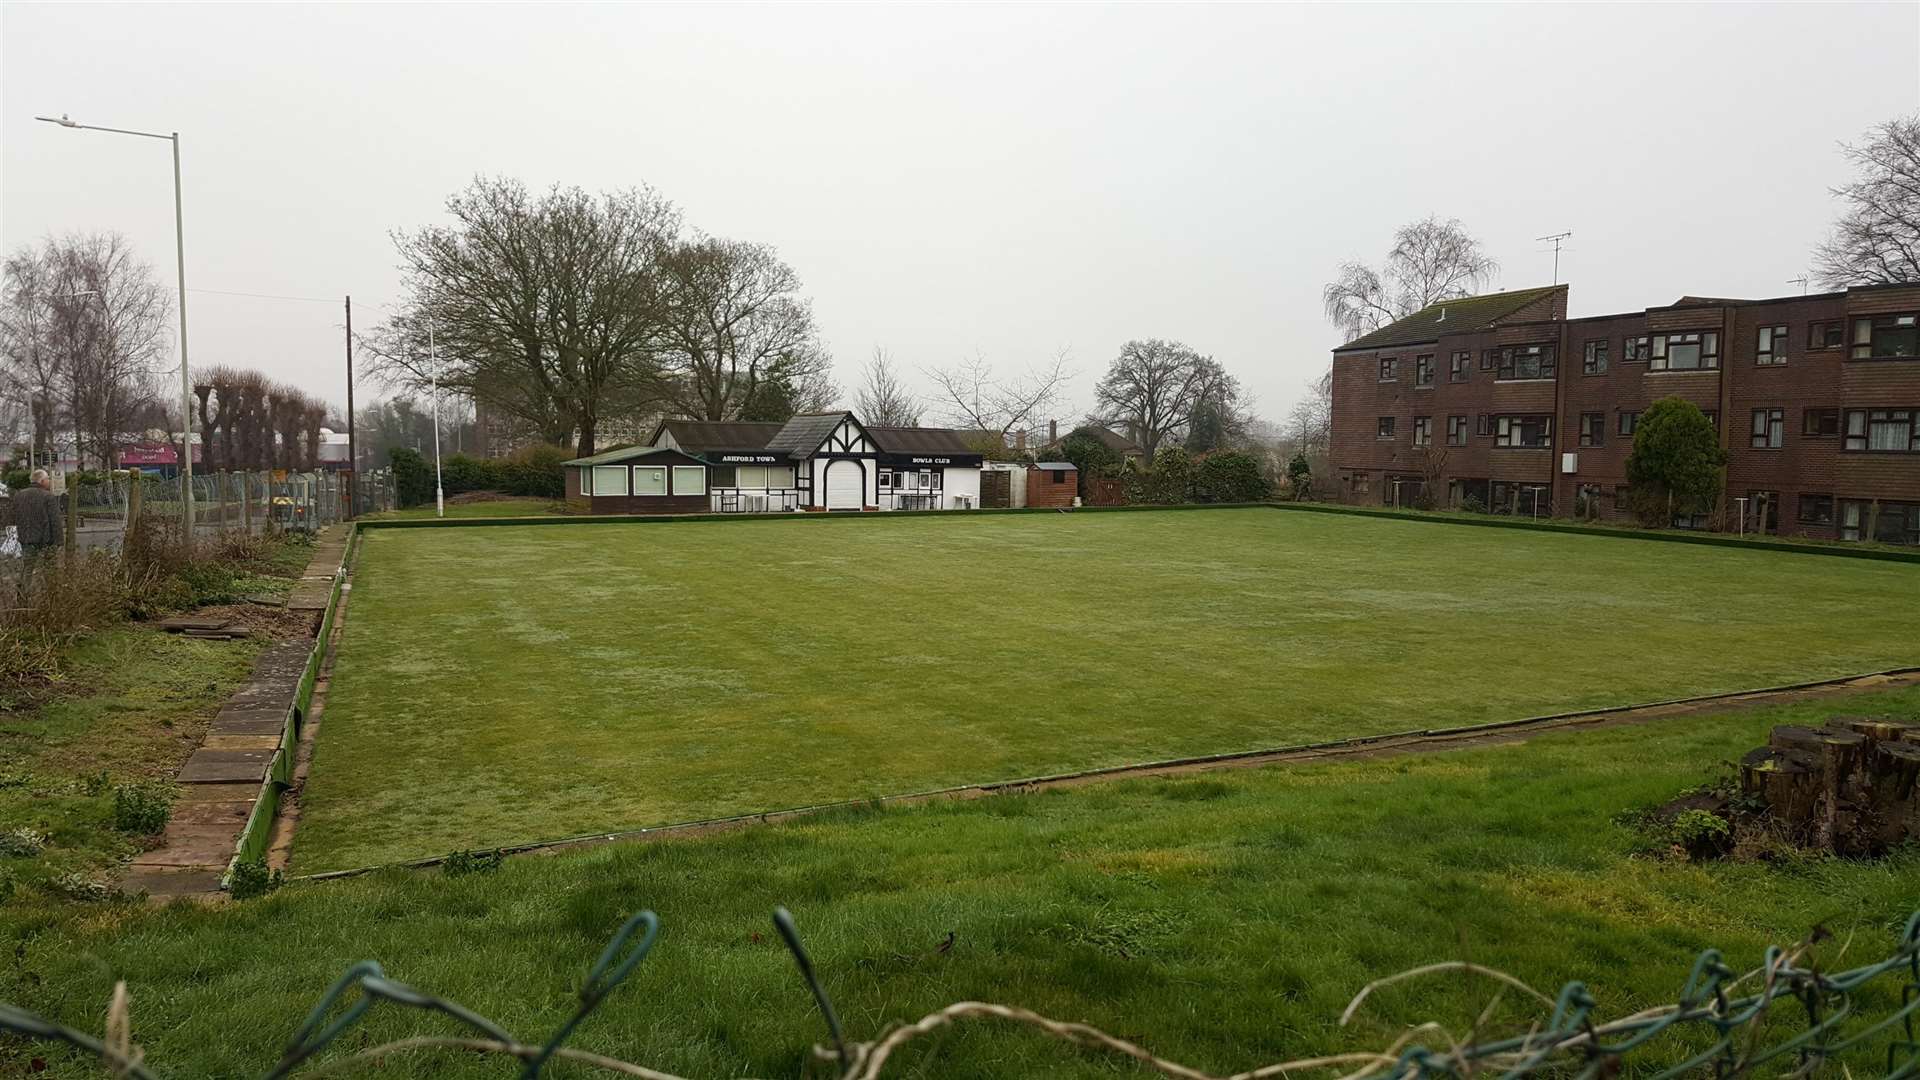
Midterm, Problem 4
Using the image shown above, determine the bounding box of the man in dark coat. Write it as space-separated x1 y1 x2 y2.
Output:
12 468 63 594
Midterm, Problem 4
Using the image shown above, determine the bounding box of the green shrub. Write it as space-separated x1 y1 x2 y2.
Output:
229 857 284 899
443 848 506 876
390 447 433 508
112 781 173 835
1625 397 1726 527
1193 452 1271 503
1141 447 1194 504
1284 452 1312 501
498 444 569 498
0 826 49 857
50 871 117 902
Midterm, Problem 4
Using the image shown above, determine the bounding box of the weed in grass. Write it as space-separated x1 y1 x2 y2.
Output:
1053 904 1185 959
48 872 118 903
78 770 110 797
442 848 506 877
0 827 49 857
228 858 283 900
111 782 173 835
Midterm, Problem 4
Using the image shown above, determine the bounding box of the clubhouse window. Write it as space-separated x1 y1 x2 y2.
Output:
1756 324 1789 365
671 465 707 496
1809 320 1845 350
1488 343 1557 380
1623 335 1653 363
1494 414 1553 448
633 466 668 496
588 465 629 496
1803 408 1840 438
1412 416 1432 446
1798 493 1835 526
1377 416 1396 439
1618 410 1640 436
1749 408 1785 449
1579 412 1604 447
1650 331 1719 371
1449 351 1470 382
1842 408 1920 452
708 464 738 487
1841 500 1920 545
1414 354 1435 387
1583 338 1609 375
1446 415 1468 445
1379 357 1399 381
1850 313 1920 360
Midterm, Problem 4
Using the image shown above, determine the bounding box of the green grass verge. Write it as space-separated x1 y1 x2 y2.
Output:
9 692 1919 1077
298 508 1920 871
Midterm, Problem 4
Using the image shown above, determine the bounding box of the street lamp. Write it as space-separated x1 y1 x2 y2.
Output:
35 112 195 537
429 323 444 518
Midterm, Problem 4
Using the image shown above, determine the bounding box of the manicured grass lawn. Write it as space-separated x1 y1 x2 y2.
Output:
374 498 568 520
11 695 1919 1078
297 508 1920 871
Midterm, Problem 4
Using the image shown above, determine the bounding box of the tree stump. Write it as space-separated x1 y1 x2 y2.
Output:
1740 716 1919 855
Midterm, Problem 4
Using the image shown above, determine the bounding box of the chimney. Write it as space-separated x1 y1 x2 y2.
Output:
1049 418 1058 444
1015 429 1027 450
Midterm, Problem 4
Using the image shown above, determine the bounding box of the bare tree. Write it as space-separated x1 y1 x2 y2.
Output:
652 237 830 422
367 177 677 456
1286 366 1332 459
1322 216 1499 342
2 233 170 470
926 351 1070 442
1092 339 1238 459
1813 115 1920 289
854 347 921 427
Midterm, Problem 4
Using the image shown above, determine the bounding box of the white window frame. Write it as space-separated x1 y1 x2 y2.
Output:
590 465 629 497
632 466 668 496
671 465 706 496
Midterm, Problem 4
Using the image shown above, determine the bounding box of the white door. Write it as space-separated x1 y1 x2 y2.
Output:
825 459 864 510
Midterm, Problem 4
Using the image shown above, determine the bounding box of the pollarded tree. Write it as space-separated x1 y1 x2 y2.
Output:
1625 397 1727 527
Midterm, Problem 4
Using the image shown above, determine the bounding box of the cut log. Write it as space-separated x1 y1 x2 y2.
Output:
1768 725 1828 755
1827 715 1913 742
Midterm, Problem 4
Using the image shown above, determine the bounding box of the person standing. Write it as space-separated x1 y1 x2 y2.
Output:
13 469 63 597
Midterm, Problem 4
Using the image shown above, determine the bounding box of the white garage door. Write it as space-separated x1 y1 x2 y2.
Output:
825 460 864 510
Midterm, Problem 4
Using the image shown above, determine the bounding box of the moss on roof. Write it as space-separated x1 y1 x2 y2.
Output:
1334 285 1565 352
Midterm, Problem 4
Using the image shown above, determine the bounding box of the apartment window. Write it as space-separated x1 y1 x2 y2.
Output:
1798 493 1834 526
1843 408 1920 452
588 465 629 497
1446 415 1468 445
1672 511 1710 531
1803 408 1840 438
1494 414 1553 448
1414 355 1435 387
1703 409 1719 430
1841 500 1920 545
1618 410 1640 436
1350 473 1371 496
1489 344 1557 380
1749 408 1785 449
632 466 668 496
1650 331 1720 371
1379 357 1399 381
1623 336 1653 363
1377 416 1397 439
1808 320 1845 350
1412 416 1432 446
1612 485 1630 512
1579 412 1605 447
1479 349 1496 371
1755 324 1789 365
1582 339 1609 375
1449 351 1470 382
1744 490 1780 534
1850 313 1920 359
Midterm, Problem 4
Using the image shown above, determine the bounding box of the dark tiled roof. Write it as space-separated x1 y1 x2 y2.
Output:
565 446 702 467
1085 426 1142 454
1334 285 1566 352
765 412 853 459
869 426 980 455
654 420 784 453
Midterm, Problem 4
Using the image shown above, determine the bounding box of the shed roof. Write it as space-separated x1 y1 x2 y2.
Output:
1033 461 1077 471
1333 285 1566 352
564 446 704 467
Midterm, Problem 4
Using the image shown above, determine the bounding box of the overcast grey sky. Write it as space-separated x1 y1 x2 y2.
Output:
4 2 1917 425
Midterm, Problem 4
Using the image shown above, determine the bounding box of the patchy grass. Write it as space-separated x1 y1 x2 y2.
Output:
299 508 1920 870
9 694 1919 1078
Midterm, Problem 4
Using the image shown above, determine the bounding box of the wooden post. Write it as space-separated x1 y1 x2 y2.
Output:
64 475 79 552
240 470 251 535
125 469 143 538
216 470 229 531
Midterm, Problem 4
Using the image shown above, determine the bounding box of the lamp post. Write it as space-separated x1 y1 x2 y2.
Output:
429 323 444 518
35 113 195 537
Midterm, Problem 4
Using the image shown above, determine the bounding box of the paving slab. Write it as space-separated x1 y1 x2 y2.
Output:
203 733 283 752
178 748 274 784
174 781 260 804
123 867 226 898
132 824 244 866
170 797 256 826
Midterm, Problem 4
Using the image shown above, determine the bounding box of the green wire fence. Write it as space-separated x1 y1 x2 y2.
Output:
5 908 1917 1078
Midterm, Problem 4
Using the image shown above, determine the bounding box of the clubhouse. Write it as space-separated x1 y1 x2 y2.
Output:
563 411 987 514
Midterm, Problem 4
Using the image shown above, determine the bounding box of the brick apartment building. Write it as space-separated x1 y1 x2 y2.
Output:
1329 282 1920 544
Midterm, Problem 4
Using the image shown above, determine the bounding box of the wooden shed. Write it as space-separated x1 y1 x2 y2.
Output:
564 446 712 515
1027 461 1078 508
